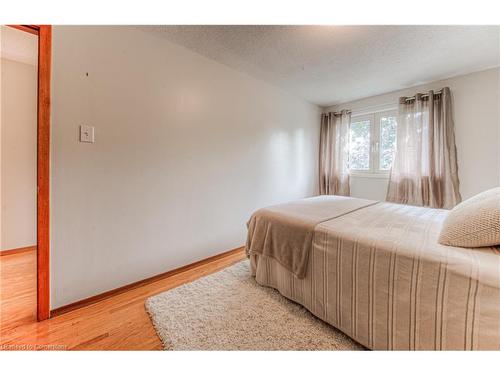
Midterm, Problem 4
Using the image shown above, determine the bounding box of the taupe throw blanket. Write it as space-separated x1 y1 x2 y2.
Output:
246 196 377 278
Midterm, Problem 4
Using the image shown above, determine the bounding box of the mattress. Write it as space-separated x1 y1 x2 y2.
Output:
248 199 500 350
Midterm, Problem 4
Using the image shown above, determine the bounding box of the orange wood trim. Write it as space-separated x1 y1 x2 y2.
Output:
0 246 37 257
51 246 245 317
6 25 52 321
36 25 52 322
7 25 40 35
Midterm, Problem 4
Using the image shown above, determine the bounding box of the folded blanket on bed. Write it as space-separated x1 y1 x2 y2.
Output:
246 195 378 278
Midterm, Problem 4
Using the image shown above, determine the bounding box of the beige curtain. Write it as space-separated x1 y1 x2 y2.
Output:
386 87 461 209
319 110 351 196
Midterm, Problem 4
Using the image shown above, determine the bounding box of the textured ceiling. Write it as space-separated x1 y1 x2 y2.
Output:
0 26 38 66
143 25 500 106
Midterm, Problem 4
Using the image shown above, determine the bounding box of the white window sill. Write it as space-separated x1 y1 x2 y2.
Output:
349 171 390 179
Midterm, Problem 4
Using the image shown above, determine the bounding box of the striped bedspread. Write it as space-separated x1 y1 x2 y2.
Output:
250 201 500 350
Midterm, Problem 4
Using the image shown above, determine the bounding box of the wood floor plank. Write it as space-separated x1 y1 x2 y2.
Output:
0 249 37 333
0 248 245 350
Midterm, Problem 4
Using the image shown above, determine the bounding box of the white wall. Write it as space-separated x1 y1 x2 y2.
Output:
0 58 38 250
498 67 500 186
51 26 320 308
324 67 500 201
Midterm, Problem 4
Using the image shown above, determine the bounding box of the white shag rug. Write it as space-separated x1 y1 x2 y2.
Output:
145 260 364 350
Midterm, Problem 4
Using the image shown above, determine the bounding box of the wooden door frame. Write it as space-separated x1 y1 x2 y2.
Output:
6 25 52 321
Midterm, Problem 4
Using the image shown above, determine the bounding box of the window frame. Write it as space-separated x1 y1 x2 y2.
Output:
348 115 373 172
349 108 397 178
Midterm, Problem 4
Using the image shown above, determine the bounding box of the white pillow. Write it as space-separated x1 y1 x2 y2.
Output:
438 187 500 248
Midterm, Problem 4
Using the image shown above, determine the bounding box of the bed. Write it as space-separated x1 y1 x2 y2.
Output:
246 195 500 350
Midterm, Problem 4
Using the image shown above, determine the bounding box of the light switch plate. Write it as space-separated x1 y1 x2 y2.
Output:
80 125 95 143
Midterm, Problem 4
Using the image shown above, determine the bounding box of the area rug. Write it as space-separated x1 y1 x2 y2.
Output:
145 260 364 350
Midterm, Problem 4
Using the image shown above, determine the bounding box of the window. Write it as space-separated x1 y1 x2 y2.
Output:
379 115 397 171
348 110 397 176
349 120 371 170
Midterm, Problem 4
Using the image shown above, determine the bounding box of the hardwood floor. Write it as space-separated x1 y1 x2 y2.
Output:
0 248 37 333
0 248 246 350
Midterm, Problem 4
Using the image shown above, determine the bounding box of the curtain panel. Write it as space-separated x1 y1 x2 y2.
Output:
386 87 461 209
319 110 351 196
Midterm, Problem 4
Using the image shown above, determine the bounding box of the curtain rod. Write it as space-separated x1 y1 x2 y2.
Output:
327 88 445 114
403 89 443 102
329 110 352 116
